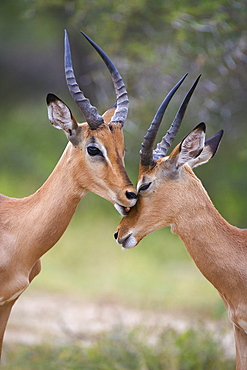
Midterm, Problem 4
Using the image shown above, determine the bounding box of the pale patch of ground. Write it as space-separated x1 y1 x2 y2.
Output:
3 291 235 358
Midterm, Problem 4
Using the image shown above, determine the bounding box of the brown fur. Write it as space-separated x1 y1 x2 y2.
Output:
116 127 247 369
0 102 137 358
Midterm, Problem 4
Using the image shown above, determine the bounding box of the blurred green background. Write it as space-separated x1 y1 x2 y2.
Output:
0 0 246 329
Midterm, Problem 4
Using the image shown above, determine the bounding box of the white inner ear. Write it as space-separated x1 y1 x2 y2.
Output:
187 145 213 168
176 129 205 168
47 104 62 129
48 101 77 135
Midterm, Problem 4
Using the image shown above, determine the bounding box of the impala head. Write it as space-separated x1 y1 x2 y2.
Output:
114 75 224 247
46 31 137 215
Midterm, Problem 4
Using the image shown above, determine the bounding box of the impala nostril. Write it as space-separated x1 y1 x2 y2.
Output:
114 231 118 240
125 191 138 200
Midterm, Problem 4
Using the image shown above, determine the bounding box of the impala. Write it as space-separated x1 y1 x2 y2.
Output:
115 75 247 369
0 30 137 357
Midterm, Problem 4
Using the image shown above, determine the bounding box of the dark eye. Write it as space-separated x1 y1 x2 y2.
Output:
87 146 103 157
139 182 151 192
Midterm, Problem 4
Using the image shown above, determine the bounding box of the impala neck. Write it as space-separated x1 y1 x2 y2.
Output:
18 143 86 264
170 173 244 292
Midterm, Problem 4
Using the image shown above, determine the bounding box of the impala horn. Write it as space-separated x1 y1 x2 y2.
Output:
140 74 188 166
80 31 129 127
64 30 129 130
64 30 104 129
153 74 201 160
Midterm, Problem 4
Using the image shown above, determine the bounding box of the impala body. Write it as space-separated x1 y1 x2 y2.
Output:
0 31 137 357
115 76 247 369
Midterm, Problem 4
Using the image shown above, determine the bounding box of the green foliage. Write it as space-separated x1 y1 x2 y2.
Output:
2 326 235 369
1 0 247 225
0 5 244 369
23 201 223 316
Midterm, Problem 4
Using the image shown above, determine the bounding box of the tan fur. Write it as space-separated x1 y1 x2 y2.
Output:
0 104 137 358
116 130 247 369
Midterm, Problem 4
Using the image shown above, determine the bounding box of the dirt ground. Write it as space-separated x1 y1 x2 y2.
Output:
4 291 190 346
3 290 235 358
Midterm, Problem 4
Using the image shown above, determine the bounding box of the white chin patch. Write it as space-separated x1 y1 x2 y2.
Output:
122 235 137 249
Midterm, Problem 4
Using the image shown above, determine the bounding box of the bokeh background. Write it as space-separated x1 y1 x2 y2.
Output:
0 0 246 367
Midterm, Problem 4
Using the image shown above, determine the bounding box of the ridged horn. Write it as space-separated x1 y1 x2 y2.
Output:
64 30 104 130
80 31 129 126
140 74 188 166
153 75 201 159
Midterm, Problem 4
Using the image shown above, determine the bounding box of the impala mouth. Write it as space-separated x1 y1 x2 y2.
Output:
116 233 137 249
114 203 131 216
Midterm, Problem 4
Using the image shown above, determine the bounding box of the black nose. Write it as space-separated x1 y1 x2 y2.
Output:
114 231 118 240
125 190 137 200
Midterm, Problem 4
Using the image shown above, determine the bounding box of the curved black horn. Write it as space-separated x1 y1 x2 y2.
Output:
140 74 188 166
64 30 104 130
153 75 201 160
80 31 129 127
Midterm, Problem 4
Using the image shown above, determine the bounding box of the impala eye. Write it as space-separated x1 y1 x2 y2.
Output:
87 146 103 157
139 182 151 192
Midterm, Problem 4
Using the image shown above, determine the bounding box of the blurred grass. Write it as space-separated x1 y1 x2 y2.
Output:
0 66 233 370
2 326 234 370
17 192 224 320
1 102 227 319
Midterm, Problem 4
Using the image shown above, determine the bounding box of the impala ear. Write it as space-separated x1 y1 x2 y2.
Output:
102 102 117 124
169 122 206 169
46 93 81 145
187 129 224 168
